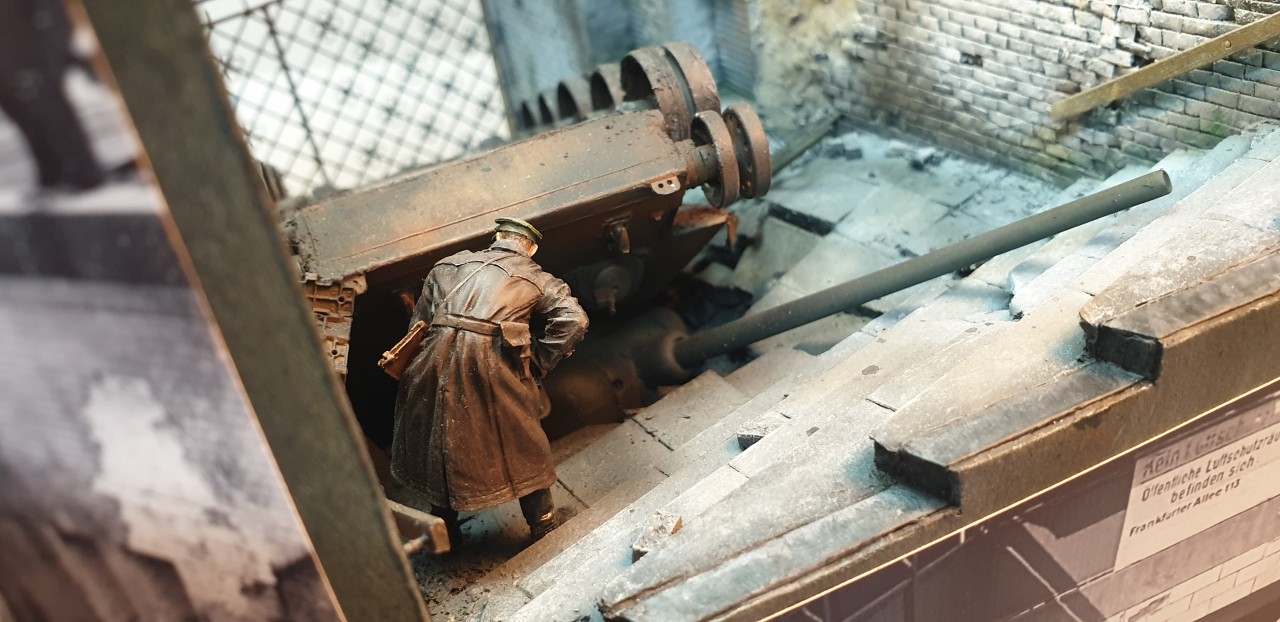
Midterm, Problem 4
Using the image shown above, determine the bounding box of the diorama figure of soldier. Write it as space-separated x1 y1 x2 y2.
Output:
388 217 589 543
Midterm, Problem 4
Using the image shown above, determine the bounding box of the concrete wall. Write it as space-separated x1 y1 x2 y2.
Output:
484 0 592 111
487 0 757 116
754 0 1280 185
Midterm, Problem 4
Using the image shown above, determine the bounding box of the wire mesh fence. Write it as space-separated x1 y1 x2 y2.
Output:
196 0 510 196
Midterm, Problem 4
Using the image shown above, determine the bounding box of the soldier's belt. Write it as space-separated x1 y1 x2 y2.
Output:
433 315 532 349
432 315 500 336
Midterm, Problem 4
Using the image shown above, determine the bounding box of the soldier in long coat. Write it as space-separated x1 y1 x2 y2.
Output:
391 218 588 541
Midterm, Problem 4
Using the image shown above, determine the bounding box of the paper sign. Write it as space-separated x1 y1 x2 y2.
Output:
1116 401 1280 569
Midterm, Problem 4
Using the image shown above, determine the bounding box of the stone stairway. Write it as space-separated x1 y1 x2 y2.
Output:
434 124 1280 621
588 125 1280 621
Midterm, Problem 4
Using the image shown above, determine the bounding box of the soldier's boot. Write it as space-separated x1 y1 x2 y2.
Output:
519 488 557 542
431 505 464 547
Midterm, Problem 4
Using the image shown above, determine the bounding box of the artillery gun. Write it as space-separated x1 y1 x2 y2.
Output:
284 43 1174 448
286 43 771 444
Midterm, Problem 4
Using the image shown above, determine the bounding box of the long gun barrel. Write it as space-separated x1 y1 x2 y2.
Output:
671 170 1173 369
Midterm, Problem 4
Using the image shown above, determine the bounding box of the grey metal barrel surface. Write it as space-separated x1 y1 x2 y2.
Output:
672 169 1174 368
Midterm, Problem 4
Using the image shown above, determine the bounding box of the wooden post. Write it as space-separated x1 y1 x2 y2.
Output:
79 1 431 619
1052 12 1280 121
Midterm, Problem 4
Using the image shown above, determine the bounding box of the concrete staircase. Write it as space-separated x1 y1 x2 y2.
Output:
436 124 1280 621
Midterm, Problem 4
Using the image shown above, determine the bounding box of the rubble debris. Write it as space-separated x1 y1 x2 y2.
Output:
631 511 684 562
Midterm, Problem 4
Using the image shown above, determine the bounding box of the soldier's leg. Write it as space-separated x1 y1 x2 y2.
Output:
0 56 102 191
431 504 463 545
519 488 556 541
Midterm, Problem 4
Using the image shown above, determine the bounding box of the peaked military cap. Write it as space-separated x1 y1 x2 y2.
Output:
494 217 543 243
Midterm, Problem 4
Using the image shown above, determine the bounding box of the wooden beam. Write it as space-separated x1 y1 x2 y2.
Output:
79 1 432 619
1053 11 1280 121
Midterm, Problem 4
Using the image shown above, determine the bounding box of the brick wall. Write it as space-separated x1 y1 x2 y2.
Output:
1105 537 1280 622
766 0 1280 184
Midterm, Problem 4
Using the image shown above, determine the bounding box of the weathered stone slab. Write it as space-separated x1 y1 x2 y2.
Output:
730 317 978 478
631 371 749 449
858 275 977 335
1007 143 1246 317
863 276 956 315
1244 124 1280 162
597 400 894 621
1081 137 1252 253
754 232 900 303
505 439 736 621
729 216 822 297
660 347 842 475
1201 157 1280 232
873 289 1094 455
599 485 944 622
765 171 879 227
662 464 748 521
865 319 1011 412
555 419 672 506
833 184 949 244
747 303 873 356
1006 164 1158 294
899 210 990 258
954 174 1057 227
968 240 1047 291
734 282 1010 445
550 423 615 464
722 347 815 398
1009 252 1102 317
1079 219 1280 331
1073 155 1268 296
1086 249 1280 379
878 363 1140 504
967 175 1102 291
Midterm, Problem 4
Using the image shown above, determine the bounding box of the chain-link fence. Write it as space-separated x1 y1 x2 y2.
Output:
197 0 510 196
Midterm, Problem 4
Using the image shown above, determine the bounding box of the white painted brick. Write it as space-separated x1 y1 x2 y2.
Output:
1236 552 1280 585
1209 578 1255 610
1167 601 1212 622
1222 542 1270 576
1170 562 1223 602
1258 556 1280 590
1150 595 1192 622
1191 573 1238 605
1117 6 1151 23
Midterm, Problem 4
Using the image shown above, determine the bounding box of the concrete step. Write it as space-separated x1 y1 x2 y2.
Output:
554 371 748 507
871 126 1280 513
586 133 1276 619
731 279 1011 477
447 345 854 620
599 485 945 622
721 346 816 398
1081 132 1280 334
477 342 857 621
550 424 614 464
553 282 1012 621
475 333 871 620
967 175 1100 291
1009 136 1254 316
630 371 751 451
1073 126 1280 298
1001 163 1152 296
501 442 745 621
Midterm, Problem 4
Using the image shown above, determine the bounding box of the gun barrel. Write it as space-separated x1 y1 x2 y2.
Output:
672 169 1173 368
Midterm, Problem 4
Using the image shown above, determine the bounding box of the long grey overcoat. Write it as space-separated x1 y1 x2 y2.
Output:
391 239 588 512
